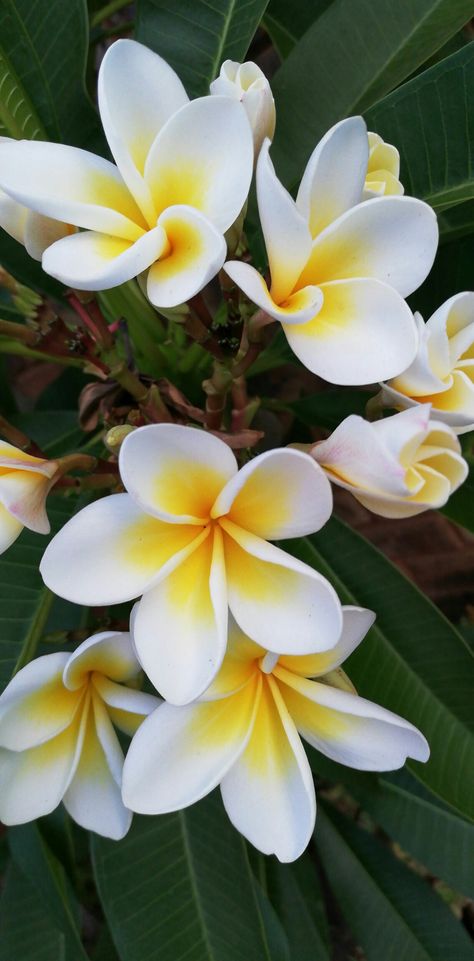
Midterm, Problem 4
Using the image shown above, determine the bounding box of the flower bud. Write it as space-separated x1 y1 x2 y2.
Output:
210 60 276 157
364 132 403 198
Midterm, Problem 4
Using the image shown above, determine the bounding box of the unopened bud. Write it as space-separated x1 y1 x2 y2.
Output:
210 60 276 158
105 424 136 455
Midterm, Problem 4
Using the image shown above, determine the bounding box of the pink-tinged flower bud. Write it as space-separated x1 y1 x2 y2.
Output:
312 404 468 518
210 60 276 157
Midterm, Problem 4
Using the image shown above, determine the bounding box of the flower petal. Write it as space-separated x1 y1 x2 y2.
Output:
224 260 322 324
0 504 23 554
298 196 438 297
212 448 332 539
221 518 342 654
283 278 418 384
147 205 226 307
296 117 368 238
92 675 158 735
274 667 429 771
0 187 27 244
24 210 76 261
221 675 315 862
63 704 131 839
132 526 228 704
313 414 409 497
123 676 260 814
144 96 253 232
0 442 56 474
0 469 52 533
119 423 237 523
279 606 375 678
0 140 146 239
380 382 474 433
0 652 78 750
202 617 264 700
257 140 313 302
63 631 140 690
98 38 188 225
40 493 202 605
42 225 167 291
0 712 83 824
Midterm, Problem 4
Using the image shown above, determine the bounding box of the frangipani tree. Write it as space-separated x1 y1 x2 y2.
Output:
0 4 473 961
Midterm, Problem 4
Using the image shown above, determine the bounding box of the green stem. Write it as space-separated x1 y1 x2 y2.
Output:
91 0 131 27
0 338 85 367
14 588 55 674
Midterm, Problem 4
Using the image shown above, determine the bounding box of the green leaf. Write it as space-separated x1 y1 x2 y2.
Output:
366 44 474 212
0 232 64 299
136 0 270 98
441 459 474 532
287 517 474 819
8 823 88 961
438 199 474 243
271 1 474 187
315 805 474 961
0 861 64 961
291 389 371 430
11 410 85 458
0 496 80 689
412 232 474 319
0 0 101 148
263 0 333 59
265 858 331 961
92 792 283 961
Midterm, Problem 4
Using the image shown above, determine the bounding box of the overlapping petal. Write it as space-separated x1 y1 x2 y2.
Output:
296 117 368 238
279 606 375 678
0 469 53 533
40 493 202 604
221 518 342 654
283 278 418 384
144 96 253 233
147 205 227 308
122 675 260 814
221 676 316 862
42 225 167 291
0 653 76 750
0 505 23 553
120 423 237 524
64 631 140 690
274 666 429 771
224 260 322 324
212 447 332 538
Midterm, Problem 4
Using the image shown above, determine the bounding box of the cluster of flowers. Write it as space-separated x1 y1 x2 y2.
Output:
0 39 471 861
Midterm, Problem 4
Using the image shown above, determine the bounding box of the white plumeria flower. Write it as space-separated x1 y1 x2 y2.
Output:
0 138 76 258
381 293 474 434
363 132 403 198
122 610 429 863
210 60 276 156
0 40 253 307
40 423 342 706
312 404 468 519
225 117 438 385
0 632 158 839
0 441 60 554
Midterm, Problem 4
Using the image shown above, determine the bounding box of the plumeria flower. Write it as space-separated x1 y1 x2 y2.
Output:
0 441 60 554
225 117 438 385
311 404 467 519
0 40 253 307
381 293 474 434
40 423 342 705
210 60 276 156
363 132 403 198
122 610 429 862
0 138 75 259
0 631 158 838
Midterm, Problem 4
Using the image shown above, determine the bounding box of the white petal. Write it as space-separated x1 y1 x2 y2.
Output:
144 96 253 232
0 140 146 240
63 705 131 839
147 205 226 308
63 631 140 690
91 675 158 733
283 278 418 384
119 423 237 524
132 527 228 704
371 404 431 462
221 518 342 654
313 414 409 497
299 196 438 297
0 652 77 750
257 140 313 302
202 617 264 700
40 493 202 605
42 225 167 291
274 667 429 771
221 675 316 862
24 211 76 261
224 260 322 324
279 606 375 678
389 311 447 395
212 447 333 539
0 469 52 533
0 711 83 824
98 38 188 225
0 188 27 244
296 117 368 238
122 676 260 813
0 504 23 554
